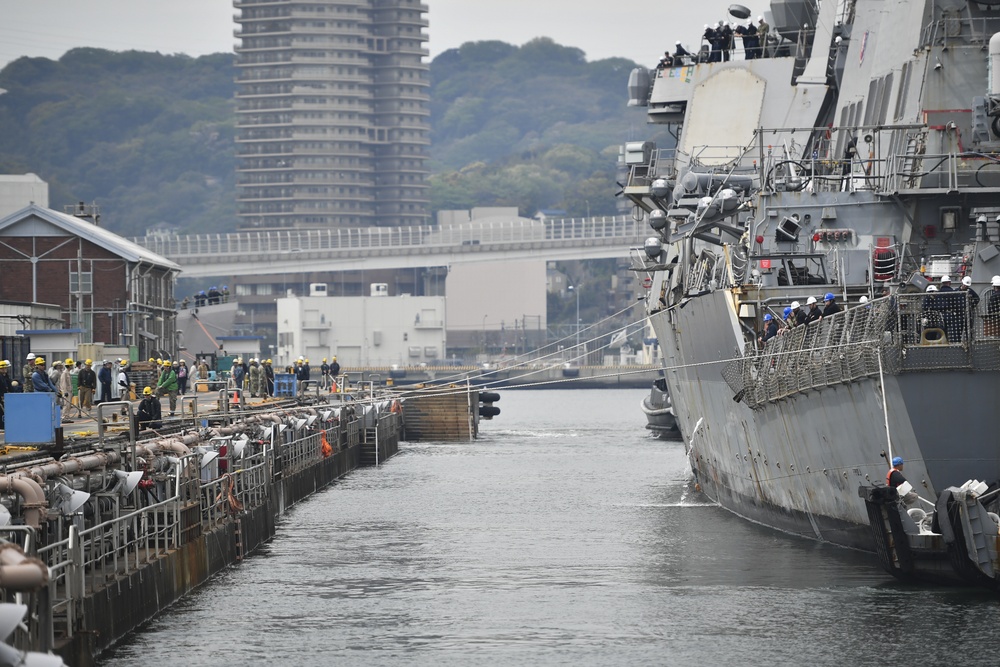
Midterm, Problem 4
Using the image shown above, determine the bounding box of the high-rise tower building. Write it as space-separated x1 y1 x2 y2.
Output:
234 0 430 230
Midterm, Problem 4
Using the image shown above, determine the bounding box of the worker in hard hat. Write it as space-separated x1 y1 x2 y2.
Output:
59 359 78 419
32 358 58 394
296 357 311 395
247 358 260 398
77 359 96 416
805 296 823 325
320 358 331 390
156 360 179 416
822 292 841 318
757 313 778 346
231 358 246 392
955 276 979 343
21 353 36 393
886 456 919 507
137 386 162 431
329 356 340 380
115 360 130 400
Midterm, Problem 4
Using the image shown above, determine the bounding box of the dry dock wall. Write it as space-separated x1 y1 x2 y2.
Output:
60 433 399 665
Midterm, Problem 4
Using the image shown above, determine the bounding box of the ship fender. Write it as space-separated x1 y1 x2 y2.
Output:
935 488 1000 587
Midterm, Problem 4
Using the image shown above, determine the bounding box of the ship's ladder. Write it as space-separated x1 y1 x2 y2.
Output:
234 518 245 562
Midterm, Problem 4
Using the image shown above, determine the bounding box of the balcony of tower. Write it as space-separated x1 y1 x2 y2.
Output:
234 10 293 23
233 0 293 7
234 21 291 36
233 68 293 82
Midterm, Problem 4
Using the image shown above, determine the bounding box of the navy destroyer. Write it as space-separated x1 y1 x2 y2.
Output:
624 0 1000 581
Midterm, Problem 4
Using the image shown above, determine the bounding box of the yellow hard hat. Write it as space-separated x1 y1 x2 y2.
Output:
323 358 327 362
35 358 46 365
162 360 170 366
120 359 128 366
0 360 9 369
85 359 92 365
332 356 337 360
65 358 73 365
148 357 156 363
143 386 153 395
304 358 309 363
265 359 272 364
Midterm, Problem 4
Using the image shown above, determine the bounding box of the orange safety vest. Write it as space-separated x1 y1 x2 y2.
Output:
886 467 901 487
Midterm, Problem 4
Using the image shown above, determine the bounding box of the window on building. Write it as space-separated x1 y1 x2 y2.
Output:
70 312 94 344
69 270 93 294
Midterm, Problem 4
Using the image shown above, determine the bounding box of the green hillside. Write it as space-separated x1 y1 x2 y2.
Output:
0 39 661 236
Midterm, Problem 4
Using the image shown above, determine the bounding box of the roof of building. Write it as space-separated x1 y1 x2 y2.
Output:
0 203 181 272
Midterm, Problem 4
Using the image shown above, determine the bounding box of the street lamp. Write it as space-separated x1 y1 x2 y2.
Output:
568 285 580 351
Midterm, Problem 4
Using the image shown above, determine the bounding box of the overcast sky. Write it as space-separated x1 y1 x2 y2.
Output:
0 0 745 70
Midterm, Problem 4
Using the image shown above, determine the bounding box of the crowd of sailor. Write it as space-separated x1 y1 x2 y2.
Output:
659 15 773 69
756 276 1000 348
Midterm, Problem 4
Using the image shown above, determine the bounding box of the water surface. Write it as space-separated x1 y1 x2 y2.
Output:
100 389 999 666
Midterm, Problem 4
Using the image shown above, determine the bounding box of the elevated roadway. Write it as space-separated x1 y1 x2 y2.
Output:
134 216 647 279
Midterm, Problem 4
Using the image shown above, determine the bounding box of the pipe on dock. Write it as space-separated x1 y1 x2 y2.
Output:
0 543 48 591
25 451 121 484
0 477 46 528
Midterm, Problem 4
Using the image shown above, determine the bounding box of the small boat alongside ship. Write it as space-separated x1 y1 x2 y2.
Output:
640 378 680 438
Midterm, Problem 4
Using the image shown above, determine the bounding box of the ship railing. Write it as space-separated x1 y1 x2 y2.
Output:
751 124 933 196
724 298 895 408
892 289 1000 371
920 17 996 49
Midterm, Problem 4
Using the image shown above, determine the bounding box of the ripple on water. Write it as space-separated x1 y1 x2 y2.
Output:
99 390 1000 666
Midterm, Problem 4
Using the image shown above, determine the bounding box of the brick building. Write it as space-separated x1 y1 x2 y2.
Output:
0 204 181 359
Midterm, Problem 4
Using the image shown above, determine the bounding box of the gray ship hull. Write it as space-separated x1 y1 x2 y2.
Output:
651 291 1000 551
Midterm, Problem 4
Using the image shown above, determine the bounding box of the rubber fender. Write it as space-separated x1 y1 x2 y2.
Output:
479 405 501 418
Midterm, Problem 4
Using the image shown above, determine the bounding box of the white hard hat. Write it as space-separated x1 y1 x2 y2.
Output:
993 275 1000 287
807 296 817 305
757 15 763 21
859 296 869 303
926 285 938 292
962 276 973 287
940 275 951 283
704 24 710 29
675 40 682 44
26 353 35 360
790 301 800 309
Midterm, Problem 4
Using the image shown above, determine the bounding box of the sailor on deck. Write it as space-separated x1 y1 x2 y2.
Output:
822 292 841 318
792 301 807 327
758 313 778 345
805 296 823 324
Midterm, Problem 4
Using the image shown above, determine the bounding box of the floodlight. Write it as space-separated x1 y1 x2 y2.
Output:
114 470 144 495
53 484 90 514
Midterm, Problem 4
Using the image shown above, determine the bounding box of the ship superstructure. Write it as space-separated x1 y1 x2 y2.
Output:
624 0 1000 555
